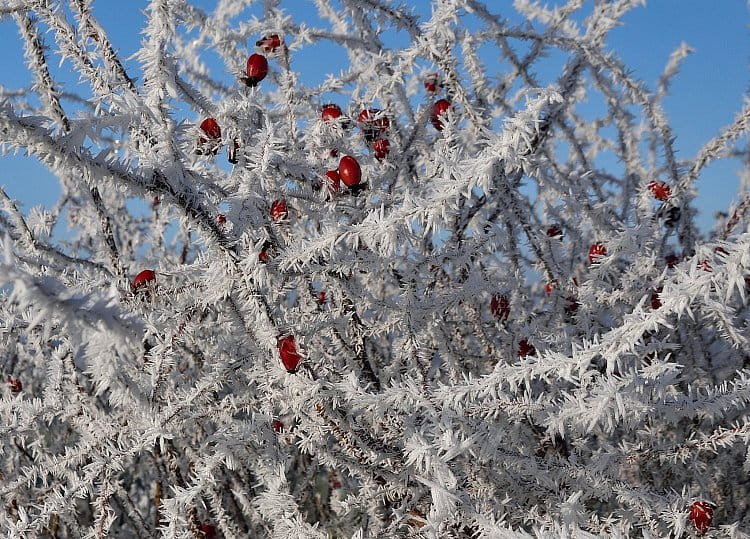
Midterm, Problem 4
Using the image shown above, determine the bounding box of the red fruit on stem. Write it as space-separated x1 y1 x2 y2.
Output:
545 282 555 296
650 287 662 310
256 34 282 53
588 243 607 264
424 73 439 93
8 377 22 393
358 108 389 141
431 98 452 131
321 104 343 122
199 118 221 140
648 181 671 201
490 294 510 321
373 138 390 160
688 501 713 535
258 249 270 263
564 296 579 315
272 419 284 433
216 214 226 225
199 522 217 539
339 155 362 187
546 224 562 238
270 199 288 221
245 53 268 86
518 339 536 358
131 269 156 292
278 335 302 373
318 291 327 304
325 170 341 193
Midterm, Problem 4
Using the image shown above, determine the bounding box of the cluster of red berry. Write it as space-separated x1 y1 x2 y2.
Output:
424 72 452 131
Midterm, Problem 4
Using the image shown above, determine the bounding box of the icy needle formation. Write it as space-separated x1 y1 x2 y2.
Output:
1 1 749 537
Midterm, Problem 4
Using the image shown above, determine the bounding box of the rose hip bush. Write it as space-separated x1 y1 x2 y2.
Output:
1 1 750 537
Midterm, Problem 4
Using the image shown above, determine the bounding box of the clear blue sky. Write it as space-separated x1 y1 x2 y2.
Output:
0 1 747 234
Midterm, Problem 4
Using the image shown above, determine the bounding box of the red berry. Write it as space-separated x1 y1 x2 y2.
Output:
256 34 282 53
272 419 284 433
373 138 390 160
258 249 270 263
325 170 341 193
8 376 22 393
245 53 268 86
545 282 555 296
518 339 536 358
199 118 221 140
588 243 607 264
358 108 389 141
278 335 302 373
688 501 713 535
431 98 452 131
490 294 510 321
650 287 662 310
321 104 343 122
338 155 362 188
318 291 327 304
199 522 217 539
270 199 288 221
546 224 562 238
564 296 579 315
648 181 671 201
131 269 156 292
216 213 226 225
424 73 439 93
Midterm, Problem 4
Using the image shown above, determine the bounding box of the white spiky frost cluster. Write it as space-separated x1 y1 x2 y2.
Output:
1 0 750 537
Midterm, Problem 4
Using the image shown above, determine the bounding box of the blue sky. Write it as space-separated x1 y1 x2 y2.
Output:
0 1 747 234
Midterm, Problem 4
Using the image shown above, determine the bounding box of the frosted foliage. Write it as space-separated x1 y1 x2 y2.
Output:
1 0 750 537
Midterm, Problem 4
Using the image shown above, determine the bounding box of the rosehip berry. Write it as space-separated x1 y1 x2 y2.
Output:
490 294 510 321
325 170 341 193
318 291 327 304
338 155 362 187
588 243 607 264
518 339 536 358
199 118 221 140
270 199 288 221
216 214 226 225
564 296 579 315
688 501 713 535
272 419 284 433
278 335 302 373
373 138 390 160
8 377 22 393
258 249 270 263
424 73 439 93
545 282 555 296
648 181 671 201
131 269 156 292
650 287 662 310
358 108 389 141
256 34 282 53
199 522 217 539
321 104 343 122
546 224 562 238
431 98 452 131
244 53 268 86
